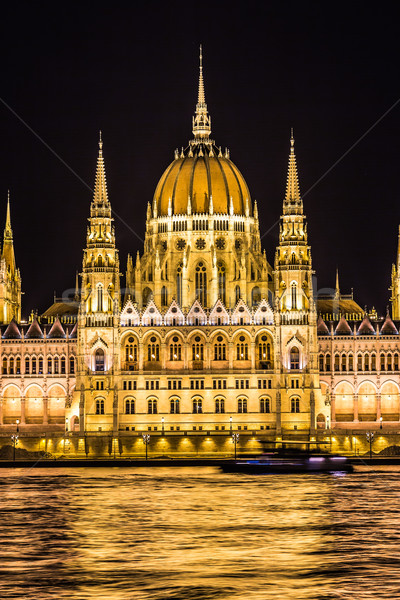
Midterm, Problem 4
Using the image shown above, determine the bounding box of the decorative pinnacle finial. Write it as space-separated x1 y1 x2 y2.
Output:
99 130 103 150
290 128 294 147
192 45 211 143
284 130 301 205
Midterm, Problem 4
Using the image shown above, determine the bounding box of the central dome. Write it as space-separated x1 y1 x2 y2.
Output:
154 145 251 216
153 47 252 218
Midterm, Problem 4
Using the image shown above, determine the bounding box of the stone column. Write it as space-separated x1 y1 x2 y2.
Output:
79 386 85 435
276 389 282 440
42 396 48 425
20 397 26 425
353 394 359 422
161 342 167 369
113 386 118 435
250 341 256 370
331 393 336 425
376 393 381 423
310 390 316 438
228 342 234 370
138 341 144 371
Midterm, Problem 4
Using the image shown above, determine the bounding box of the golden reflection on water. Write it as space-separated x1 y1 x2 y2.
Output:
0 466 400 599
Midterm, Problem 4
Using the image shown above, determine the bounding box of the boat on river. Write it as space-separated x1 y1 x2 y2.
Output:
220 454 353 474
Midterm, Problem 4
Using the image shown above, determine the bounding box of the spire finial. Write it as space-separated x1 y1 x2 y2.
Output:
192 45 211 143
99 130 103 150
93 135 109 206
335 268 340 299
284 130 301 208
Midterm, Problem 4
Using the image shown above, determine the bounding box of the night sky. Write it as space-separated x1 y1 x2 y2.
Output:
0 2 398 317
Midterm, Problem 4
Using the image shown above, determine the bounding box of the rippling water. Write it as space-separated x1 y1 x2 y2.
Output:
0 465 399 599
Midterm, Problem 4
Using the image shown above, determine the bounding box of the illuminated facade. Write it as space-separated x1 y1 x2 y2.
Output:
0 54 400 456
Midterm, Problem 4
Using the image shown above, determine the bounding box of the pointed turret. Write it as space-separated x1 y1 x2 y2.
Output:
334 268 340 300
91 132 111 220
381 310 398 335
47 317 66 339
74 272 80 302
2 191 16 274
191 45 212 144
284 130 303 215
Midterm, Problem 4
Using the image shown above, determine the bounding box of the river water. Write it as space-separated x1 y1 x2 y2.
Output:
0 465 399 599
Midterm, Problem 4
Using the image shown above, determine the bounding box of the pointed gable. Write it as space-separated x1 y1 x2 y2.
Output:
141 298 162 326
47 317 66 339
186 300 207 326
335 315 352 336
25 318 43 339
231 298 252 325
253 299 274 325
120 299 140 326
209 299 229 326
357 315 375 335
2 318 21 339
164 300 185 326
68 321 78 338
380 313 398 335
317 315 330 335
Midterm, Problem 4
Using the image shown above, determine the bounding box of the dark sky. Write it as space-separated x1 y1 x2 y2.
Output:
0 1 398 317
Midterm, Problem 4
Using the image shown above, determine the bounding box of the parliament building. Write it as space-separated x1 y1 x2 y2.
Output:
1 54 400 457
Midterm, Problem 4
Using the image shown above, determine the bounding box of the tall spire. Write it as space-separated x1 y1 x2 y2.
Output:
2 190 16 273
334 268 340 300
93 131 109 207
192 45 212 143
284 130 302 213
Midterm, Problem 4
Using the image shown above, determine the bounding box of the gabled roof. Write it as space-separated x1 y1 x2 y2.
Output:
380 313 398 335
335 315 352 335
231 298 252 325
164 300 185 326
186 300 207 325
47 317 66 339
209 299 229 325
253 298 274 325
120 298 140 326
317 315 329 335
142 298 162 325
25 318 43 339
357 315 375 335
2 318 21 339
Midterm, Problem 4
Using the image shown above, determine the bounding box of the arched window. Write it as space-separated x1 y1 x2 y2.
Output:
349 353 354 371
148 399 157 414
217 261 226 304
125 399 135 414
161 286 168 307
260 398 270 413
97 284 103 312
2 357 7 374
380 352 385 371
235 285 241 304
125 337 138 364
95 348 105 372
38 357 43 375
61 356 66 374
364 354 370 371
357 353 363 371
142 287 152 307
25 357 30 374
291 397 300 413
236 336 248 360
215 398 225 413
195 262 207 307
69 356 75 374
32 356 37 375
47 357 53 374
147 337 160 361
95 399 105 414
54 356 60 374
334 354 340 372
251 286 261 307
170 398 180 414
258 335 271 367
291 283 297 309
290 347 300 370
238 398 247 413
193 398 203 414
395 353 399 371
325 353 331 371
176 263 183 306
341 353 347 372
387 353 393 370
9 357 14 375
319 354 324 371
169 337 182 361
214 336 226 361
192 337 204 361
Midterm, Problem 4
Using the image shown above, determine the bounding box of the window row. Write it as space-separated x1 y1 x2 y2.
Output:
118 397 273 415
320 352 400 372
2 355 75 375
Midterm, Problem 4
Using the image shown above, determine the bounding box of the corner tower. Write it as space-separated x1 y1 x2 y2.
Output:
274 133 324 439
0 193 21 323
134 47 272 310
71 136 121 434
391 226 400 319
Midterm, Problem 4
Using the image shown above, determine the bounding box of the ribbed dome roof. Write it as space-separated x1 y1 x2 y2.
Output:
154 145 251 216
